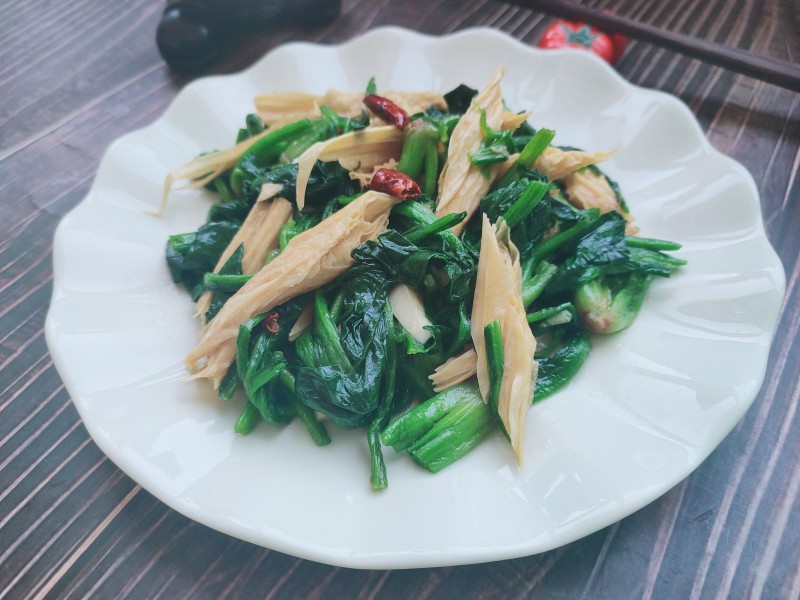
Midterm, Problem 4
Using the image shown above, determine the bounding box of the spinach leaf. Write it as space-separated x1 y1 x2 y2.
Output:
165 204 246 300
235 113 266 144
443 83 478 114
230 298 310 425
292 205 478 431
480 176 556 258
468 106 516 175
248 161 359 207
352 227 476 320
534 332 591 401
205 244 244 322
620 246 688 277
546 211 629 294
294 270 396 429
236 162 297 200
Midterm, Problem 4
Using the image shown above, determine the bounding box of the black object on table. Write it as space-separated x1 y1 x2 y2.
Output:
156 0 342 72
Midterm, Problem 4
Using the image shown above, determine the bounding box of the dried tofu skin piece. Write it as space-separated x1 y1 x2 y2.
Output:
435 68 505 235
380 91 448 117
158 130 271 216
429 347 478 392
471 215 516 399
195 197 294 327
501 110 531 131
254 182 284 204
534 146 616 181
294 126 403 210
349 159 399 188
563 169 638 234
253 92 321 126
288 302 313 342
471 215 537 464
499 315 538 464
211 194 289 275
185 191 399 386
240 198 294 274
254 90 446 126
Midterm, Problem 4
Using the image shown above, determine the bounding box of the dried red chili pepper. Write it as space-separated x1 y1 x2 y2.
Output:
363 94 409 130
264 311 281 334
368 168 422 199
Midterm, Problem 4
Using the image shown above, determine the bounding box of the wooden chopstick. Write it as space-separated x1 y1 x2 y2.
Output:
505 0 800 92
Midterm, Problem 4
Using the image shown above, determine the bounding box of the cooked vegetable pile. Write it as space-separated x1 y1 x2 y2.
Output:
164 69 685 490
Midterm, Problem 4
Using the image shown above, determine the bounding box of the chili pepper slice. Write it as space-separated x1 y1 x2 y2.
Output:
363 94 409 130
264 311 281 334
368 168 422 199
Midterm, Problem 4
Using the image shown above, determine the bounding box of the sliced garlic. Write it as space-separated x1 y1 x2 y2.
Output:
389 284 432 345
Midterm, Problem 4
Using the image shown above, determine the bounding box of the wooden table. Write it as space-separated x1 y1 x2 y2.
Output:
2 0 798 597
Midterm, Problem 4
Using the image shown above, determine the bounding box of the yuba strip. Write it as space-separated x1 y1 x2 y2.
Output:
195 196 293 326
158 129 271 215
185 191 401 386
294 126 403 210
435 69 506 235
429 347 478 392
471 215 537 464
500 110 532 131
533 146 616 181
563 168 638 234
254 90 446 126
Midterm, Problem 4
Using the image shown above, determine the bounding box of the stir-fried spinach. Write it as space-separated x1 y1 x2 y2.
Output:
294 272 397 428
166 200 248 300
166 78 687 490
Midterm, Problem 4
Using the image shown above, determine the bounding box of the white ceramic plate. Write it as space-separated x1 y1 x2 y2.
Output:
46 27 785 568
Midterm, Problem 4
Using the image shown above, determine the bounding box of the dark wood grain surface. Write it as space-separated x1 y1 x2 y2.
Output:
2 0 798 598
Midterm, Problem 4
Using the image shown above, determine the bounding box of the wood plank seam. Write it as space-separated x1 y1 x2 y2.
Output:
34 485 142 600
0 63 165 163
0 388 69 474
714 377 800 598
0 421 86 526
641 480 691 599
0 353 54 411
737 382 800 599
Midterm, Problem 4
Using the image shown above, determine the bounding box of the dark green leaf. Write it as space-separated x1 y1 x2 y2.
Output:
534 332 591 400
205 244 244 322
294 270 396 428
443 84 478 114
